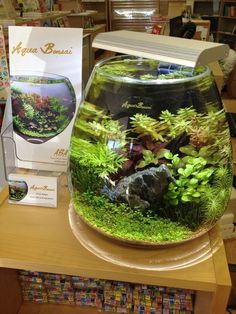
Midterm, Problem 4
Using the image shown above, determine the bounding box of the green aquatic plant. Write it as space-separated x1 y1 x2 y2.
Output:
159 107 198 140
49 96 68 115
99 63 135 77
202 186 231 224
78 101 108 120
130 113 167 141
163 151 232 227
99 59 159 78
164 152 214 205
11 88 70 138
75 118 127 146
88 73 109 100
211 128 232 164
202 166 232 223
160 201 204 230
182 112 231 165
214 166 233 188
73 191 192 243
70 137 127 178
136 148 169 169
89 119 127 145
69 159 102 193
23 103 35 119
177 107 199 121
74 101 127 146
140 74 156 80
158 72 187 79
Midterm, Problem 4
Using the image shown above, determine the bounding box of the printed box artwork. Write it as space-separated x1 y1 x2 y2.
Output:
8 26 83 172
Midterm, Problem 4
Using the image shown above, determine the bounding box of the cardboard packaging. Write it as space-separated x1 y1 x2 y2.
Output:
8 26 83 172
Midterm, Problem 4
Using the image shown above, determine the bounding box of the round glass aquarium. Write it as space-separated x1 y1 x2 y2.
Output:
69 55 233 247
11 71 76 144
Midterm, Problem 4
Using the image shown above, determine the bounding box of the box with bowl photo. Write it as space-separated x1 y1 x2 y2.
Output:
8 26 83 173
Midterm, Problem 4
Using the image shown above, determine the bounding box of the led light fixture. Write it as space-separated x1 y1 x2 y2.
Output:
92 30 229 67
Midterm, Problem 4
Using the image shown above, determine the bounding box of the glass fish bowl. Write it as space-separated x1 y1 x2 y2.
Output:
69 55 233 247
11 71 76 144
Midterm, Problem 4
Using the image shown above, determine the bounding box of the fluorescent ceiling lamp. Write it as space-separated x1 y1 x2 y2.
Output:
92 30 229 67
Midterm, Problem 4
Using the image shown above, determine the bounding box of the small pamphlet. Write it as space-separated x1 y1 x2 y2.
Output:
8 170 60 207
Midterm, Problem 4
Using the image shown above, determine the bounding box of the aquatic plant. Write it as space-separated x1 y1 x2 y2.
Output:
78 101 108 120
160 201 204 230
140 74 156 80
136 148 169 169
162 151 232 228
99 63 135 77
158 72 187 79
159 107 197 140
130 113 167 141
70 159 102 193
70 137 127 178
164 152 214 205
99 59 159 78
73 191 192 243
74 102 127 146
202 166 232 223
23 103 34 119
11 87 70 138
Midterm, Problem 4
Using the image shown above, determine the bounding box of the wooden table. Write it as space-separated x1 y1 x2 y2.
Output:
0 179 232 314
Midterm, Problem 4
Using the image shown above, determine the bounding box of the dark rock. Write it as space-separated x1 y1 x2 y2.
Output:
103 164 175 210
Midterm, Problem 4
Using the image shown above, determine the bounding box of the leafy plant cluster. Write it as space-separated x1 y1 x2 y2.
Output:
70 137 127 178
70 101 232 240
160 151 232 228
11 87 70 138
164 153 214 205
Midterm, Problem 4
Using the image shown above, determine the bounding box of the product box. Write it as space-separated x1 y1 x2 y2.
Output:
8 26 83 172
8 169 60 208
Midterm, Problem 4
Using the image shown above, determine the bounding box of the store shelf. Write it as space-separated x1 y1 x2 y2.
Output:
220 15 236 18
81 0 109 29
218 30 236 35
0 177 232 314
15 11 71 25
18 303 114 314
216 0 236 48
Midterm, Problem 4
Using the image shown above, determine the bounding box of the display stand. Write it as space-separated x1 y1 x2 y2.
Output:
0 182 232 314
1 120 61 208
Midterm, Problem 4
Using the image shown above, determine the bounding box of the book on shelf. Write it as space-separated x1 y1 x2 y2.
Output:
223 4 236 17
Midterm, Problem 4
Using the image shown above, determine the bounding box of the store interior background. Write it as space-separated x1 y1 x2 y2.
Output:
0 0 236 314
